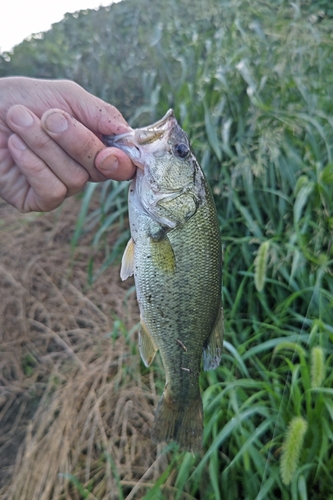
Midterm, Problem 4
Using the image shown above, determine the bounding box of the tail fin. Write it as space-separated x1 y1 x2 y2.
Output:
151 391 203 453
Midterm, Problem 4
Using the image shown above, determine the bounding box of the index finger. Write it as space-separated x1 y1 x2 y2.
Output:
42 109 135 182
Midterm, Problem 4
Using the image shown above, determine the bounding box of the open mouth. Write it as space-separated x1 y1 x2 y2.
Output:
102 109 176 168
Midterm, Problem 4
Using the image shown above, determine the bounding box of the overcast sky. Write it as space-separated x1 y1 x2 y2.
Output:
0 0 120 53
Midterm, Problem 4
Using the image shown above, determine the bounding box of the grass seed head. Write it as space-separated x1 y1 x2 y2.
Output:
310 346 325 388
254 240 270 292
280 416 308 486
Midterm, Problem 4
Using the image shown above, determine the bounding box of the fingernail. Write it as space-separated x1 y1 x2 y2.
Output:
10 107 34 127
99 154 119 173
10 134 27 151
44 112 68 133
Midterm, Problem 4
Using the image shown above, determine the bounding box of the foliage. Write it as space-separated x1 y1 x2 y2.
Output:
2 0 333 498
0 0 219 120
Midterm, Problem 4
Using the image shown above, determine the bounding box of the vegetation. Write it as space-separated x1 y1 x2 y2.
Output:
1 0 333 498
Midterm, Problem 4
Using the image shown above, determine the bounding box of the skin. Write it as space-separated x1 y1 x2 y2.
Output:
0 77 136 212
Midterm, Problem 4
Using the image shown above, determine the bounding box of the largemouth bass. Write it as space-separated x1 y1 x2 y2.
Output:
103 110 223 452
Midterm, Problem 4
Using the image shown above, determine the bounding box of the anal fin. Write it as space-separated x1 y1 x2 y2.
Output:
120 237 135 281
203 305 224 371
139 318 158 367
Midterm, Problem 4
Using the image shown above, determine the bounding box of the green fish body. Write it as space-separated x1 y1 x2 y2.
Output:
103 110 223 452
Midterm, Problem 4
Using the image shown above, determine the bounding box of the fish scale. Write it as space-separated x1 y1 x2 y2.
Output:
103 109 223 452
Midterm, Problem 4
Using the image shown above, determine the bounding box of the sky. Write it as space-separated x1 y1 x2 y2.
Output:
0 0 121 53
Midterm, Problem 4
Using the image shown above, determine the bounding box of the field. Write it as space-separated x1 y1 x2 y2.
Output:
0 197 165 499
0 0 333 498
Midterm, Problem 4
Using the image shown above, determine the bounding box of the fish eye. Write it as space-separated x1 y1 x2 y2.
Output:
173 143 190 159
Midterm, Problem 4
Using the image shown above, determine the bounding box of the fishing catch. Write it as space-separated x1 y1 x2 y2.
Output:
103 110 223 452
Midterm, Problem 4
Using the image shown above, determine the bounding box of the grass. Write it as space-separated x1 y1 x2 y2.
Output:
70 1 333 498
1 0 333 498
71 180 130 285
0 199 162 500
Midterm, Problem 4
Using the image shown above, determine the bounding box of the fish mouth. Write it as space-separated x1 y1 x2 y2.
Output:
102 109 176 169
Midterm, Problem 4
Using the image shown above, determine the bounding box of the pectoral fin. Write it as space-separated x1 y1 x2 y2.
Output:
203 305 224 371
120 238 135 281
149 229 176 274
139 318 158 367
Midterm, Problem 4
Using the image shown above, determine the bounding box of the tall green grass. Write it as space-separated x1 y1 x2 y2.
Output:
70 0 333 498
1 0 332 497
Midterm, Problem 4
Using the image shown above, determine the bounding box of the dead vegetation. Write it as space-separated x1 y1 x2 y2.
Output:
0 198 169 499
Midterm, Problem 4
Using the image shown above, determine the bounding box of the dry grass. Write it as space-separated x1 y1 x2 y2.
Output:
0 198 168 500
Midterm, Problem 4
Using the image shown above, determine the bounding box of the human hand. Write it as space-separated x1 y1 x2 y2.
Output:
0 77 136 212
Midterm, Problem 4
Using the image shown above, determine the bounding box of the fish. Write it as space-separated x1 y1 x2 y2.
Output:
103 110 223 452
